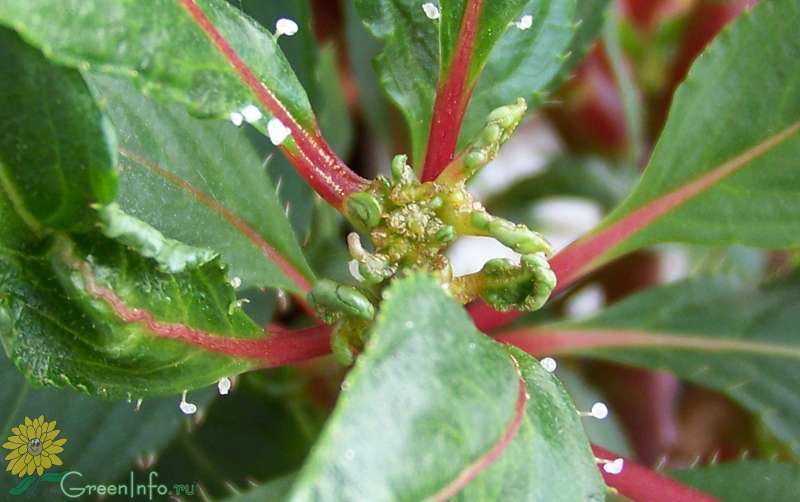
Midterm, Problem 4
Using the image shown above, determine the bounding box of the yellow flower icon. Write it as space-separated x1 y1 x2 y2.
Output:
3 416 66 477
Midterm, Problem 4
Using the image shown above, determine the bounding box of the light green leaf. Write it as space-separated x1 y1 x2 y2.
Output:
288 275 603 501
0 28 117 232
670 461 800 502
504 274 800 454
89 75 314 293
353 0 579 165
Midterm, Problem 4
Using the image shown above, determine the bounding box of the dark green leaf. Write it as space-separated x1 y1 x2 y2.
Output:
288 275 603 500
506 274 800 454
670 461 800 502
89 75 314 293
224 473 297 502
0 212 262 398
0 28 117 231
575 0 800 270
153 370 323 499
0 351 214 494
562 0 610 71
0 0 316 130
353 0 579 165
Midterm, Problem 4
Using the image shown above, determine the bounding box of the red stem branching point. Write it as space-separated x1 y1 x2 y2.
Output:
421 0 484 181
178 0 367 207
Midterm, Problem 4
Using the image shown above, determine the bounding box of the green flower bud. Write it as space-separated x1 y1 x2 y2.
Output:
308 279 375 324
391 154 416 184
345 192 383 231
477 253 556 312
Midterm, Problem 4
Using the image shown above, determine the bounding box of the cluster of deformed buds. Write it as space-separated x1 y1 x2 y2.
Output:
308 98 556 364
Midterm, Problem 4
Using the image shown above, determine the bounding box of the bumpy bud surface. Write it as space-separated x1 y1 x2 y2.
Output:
308 279 375 324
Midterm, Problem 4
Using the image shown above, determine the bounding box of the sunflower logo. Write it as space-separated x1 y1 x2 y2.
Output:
3 416 67 478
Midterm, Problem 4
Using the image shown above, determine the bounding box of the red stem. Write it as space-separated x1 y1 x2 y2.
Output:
79 258 331 366
592 445 717 502
178 0 367 207
421 0 484 181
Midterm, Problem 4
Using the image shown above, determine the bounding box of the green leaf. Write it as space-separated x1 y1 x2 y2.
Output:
0 215 262 398
562 0 610 72
557 0 800 281
0 351 215 493
288 275 603 500
354 0 579 165
224 473 297 502
0 0 314 129
0 28 117 232
670 462 800 502
502 274 800 454
89 75 314 293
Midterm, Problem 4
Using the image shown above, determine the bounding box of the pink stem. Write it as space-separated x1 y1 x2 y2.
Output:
178 0 367 207
593 445 717 502
421 0 484 181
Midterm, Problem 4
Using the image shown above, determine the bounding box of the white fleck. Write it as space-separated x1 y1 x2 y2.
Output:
603 458 624 475
348 260 364 281
591 402 609 419
230 276 242 289
540 357 557 373
565 284 605 319
218 377 232 395
229 111 244 127
267 117 292 145
515 14 533 30
468 342 476 350
135 398 143 412
404 321 414 329
422 2 440 20
275 18 299 37
343 449 355 461
179 390 197 415
241 104 263 123
276 288 291 312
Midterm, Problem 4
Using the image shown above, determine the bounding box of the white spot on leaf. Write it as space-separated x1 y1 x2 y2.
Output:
229 111 244 127
275 18 299 37
515 14 533 30
540 357 557 373
218 377 232 395
267 118 291 145
241 104 262 123
422 2 440 20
